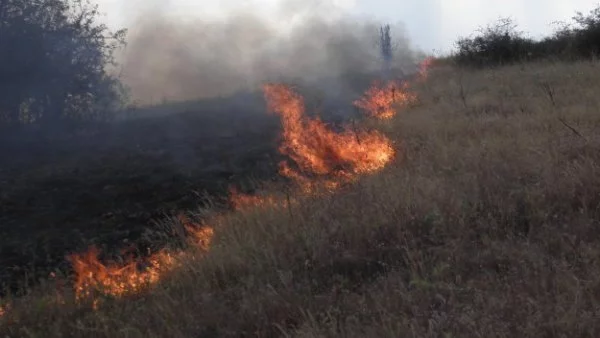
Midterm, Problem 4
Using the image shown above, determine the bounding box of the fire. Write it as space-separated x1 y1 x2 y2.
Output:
6 76 409 316
187 226 215 251
228 187 281 211
263 84 395 190
178 215 215 251
353 80 416 120
65 214 215 305
67 247 181 300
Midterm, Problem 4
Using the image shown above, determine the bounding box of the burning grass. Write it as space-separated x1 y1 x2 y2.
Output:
67 248 180 301
57 81 399 307
351 56 432 120
3 59 600 337
228 186 285 211
353 80 416 120
0 79 398 317
65 218 214 305
263 83 395 191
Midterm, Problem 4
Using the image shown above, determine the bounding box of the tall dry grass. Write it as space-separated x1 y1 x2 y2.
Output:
2 60 600 337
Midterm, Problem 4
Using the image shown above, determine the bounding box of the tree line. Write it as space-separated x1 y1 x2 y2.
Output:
454 5 600 67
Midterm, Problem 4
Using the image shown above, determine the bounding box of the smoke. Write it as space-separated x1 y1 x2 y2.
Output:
116 0 421 105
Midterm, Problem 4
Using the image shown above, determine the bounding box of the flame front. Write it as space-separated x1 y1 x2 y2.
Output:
6 69 426 315
179 215 215 251
263 84 395 190
187 227 215 251
68 221 214 302
228 187 282 211
353 80 416 120
67 247 180 300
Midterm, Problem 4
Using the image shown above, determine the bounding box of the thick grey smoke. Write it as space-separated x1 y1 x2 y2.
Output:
117 1 422 105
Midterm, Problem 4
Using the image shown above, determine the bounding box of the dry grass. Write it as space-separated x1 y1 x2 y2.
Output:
2 60 600 337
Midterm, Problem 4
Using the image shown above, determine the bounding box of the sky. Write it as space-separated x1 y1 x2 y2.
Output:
353 0 600 53
95 0 600 54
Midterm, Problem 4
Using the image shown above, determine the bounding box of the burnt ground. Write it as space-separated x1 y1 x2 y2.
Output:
0 95 285 293
0 76 377 294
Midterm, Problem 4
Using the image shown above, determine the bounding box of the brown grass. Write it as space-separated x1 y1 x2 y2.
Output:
2 60 600 337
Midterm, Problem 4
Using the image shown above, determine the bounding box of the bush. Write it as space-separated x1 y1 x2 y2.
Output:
572 5 600 57
0 0 127 127
454 5 600 67
455 18 536 67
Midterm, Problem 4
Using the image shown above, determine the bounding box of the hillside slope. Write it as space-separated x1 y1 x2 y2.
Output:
2 60 600 337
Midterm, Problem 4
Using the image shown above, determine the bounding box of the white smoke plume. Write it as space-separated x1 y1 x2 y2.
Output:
114 0 422 104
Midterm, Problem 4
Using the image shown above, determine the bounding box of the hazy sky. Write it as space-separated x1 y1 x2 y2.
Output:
96 0 599 53
353 0 600 52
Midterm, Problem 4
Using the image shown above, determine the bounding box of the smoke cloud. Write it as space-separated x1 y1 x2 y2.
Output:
116 0 422 105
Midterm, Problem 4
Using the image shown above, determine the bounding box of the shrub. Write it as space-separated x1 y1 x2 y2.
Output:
455 18 536 67
572 5 600 57
454 5 600 67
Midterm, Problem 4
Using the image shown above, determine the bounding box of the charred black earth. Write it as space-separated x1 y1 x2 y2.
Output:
0 94 285 294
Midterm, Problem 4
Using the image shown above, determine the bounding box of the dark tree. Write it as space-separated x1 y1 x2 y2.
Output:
572 6 600 57
379 24 392 77
0 0 127 127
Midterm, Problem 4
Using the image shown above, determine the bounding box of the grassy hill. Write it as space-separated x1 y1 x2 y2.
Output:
2 59 600 337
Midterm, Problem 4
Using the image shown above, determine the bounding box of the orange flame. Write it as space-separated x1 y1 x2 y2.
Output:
263 84 395 191
228 187 281 211
67 247 180 300
67 220 214 302
179 215 215 251
353 80 416 120
187 226 215 251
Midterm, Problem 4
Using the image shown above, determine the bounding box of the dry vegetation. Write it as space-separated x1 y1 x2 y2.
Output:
2 60 600 337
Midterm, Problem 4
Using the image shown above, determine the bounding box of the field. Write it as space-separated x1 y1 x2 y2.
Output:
2 60 600 337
